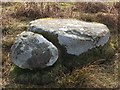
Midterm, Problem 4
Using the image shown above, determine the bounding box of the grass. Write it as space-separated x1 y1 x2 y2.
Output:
7 40 117 87
10 64 65 85
74 2 109 13
58 64 118 88
2 2 119 88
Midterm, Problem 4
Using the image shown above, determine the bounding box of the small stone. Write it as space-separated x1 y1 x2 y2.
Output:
10 31 58 69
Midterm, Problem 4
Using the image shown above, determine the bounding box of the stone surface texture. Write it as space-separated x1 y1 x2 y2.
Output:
29 18 110 56
11 31 58 69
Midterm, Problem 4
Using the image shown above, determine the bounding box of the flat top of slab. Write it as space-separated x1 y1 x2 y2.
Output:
29 18 109 38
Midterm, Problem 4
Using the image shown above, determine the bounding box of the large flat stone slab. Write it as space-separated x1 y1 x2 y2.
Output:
10 31 58 69
29 18 110 56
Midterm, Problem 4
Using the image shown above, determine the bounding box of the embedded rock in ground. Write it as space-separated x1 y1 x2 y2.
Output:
10 31 58 69
29 18 110 56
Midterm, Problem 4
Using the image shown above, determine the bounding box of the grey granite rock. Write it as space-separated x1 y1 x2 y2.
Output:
29 18 110 56
11 31 58 69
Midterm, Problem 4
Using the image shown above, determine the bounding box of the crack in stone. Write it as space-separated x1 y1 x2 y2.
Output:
65 30 97 41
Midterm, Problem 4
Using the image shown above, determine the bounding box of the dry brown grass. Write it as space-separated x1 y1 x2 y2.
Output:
96 12 118 30
1 2 119 88
10 2 61 19
72 2 116 13
58 63 118 88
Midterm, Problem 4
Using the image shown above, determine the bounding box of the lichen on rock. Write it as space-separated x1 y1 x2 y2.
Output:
29 18 110 56
10 31 58 69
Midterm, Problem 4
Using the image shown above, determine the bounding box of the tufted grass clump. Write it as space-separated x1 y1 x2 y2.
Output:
57 64 118 88
10 2 60 20
2 36 15 50
77 12 118 32
96 12 118 30
73 2 109 13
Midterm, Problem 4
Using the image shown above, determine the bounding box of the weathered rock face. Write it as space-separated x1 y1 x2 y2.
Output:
29 18 110 56
11 31 58 69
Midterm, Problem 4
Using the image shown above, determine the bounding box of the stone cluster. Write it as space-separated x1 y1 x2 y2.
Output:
11 18 110 69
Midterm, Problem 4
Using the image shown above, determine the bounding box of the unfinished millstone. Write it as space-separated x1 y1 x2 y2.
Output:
10 31 58 69
29 18 110 56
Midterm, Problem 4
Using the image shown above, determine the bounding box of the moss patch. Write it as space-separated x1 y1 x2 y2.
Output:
10 64 66 85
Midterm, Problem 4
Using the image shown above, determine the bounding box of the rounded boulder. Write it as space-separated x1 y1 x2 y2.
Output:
10 31 58 69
